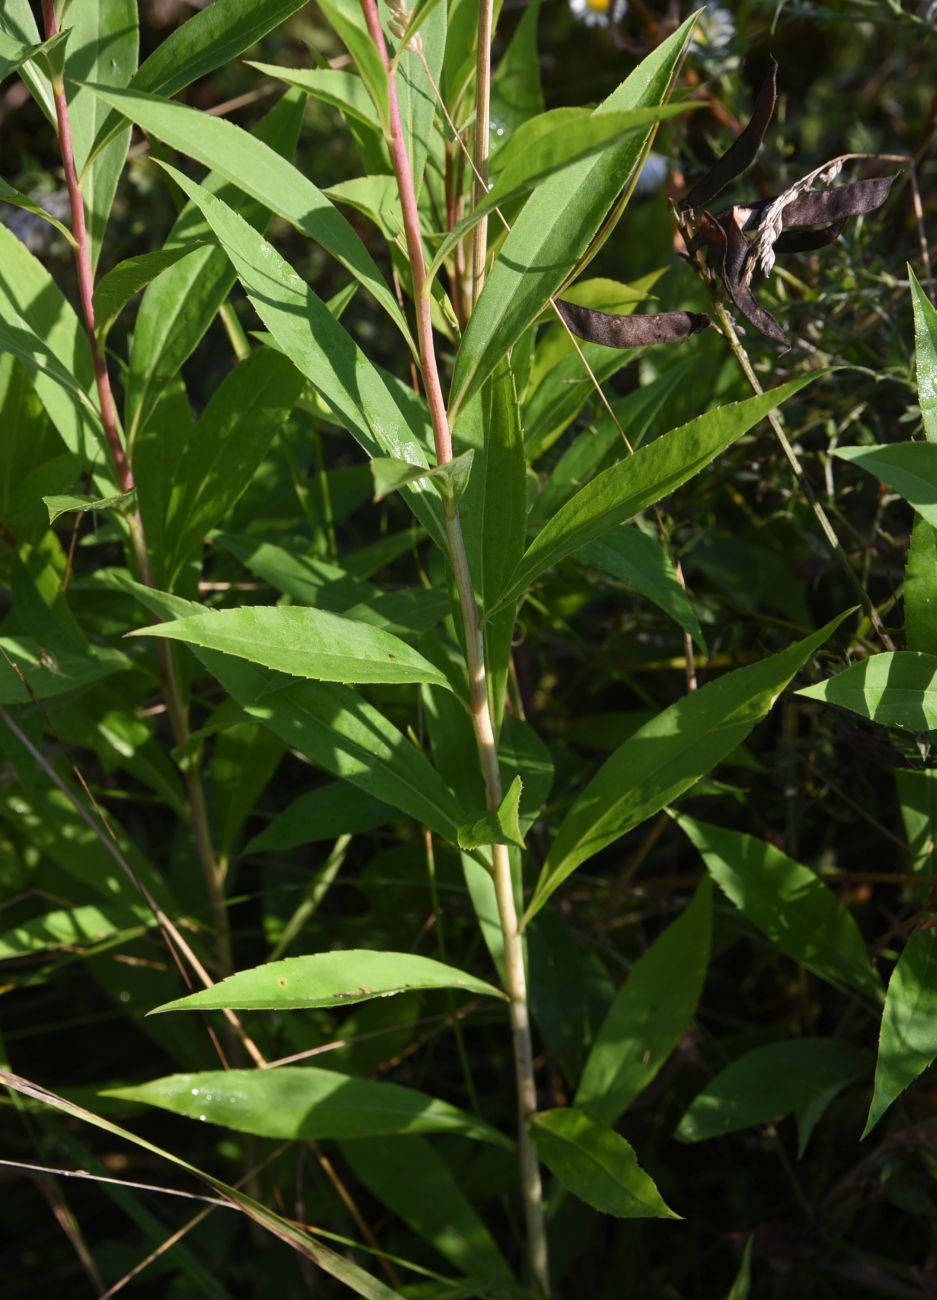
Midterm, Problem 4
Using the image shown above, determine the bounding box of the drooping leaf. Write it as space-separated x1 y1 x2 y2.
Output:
156 163 444 547
458 776 525 850
676 1038 868 1142
676 816 881 997
530 1108 680 1219
105 1065 508 1146
489 375 817 618
864 926 937 1136
89 84 409 339
92 245 202 342
834 442 937 528
910 266 937 441
575 880 711 1123
342 1136 518 1288
797 651 937 731
152 949 505 1013
525 611 850 923
247 62 380 127
0 177 76 246
448 13 700 423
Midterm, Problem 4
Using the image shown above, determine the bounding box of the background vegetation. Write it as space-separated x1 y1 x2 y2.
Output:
1 1 936 1297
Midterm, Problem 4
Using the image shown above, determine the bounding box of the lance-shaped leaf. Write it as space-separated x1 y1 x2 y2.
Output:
530 1108 680 1219
797 651 937 731
246 62 380 128
156 163 444 547
245 782 394 854
88 84 410 341
448 13 700 423
458 777 525 850
834 441 937 529
489 375 816 616
0 1071 406 1299
524 611 850 923
554 298 710 348
681 59 777 212
864 927 937 1136
103 1067 509 1147
910 267 937 440
152 950 506 1013
44 489 136 525
580 527 706 650
428 104 697 284
0 177 76 246
129 606 452 690
676 1038 868 1142
676 815 881 997
92 245 203 342
575 880 711 1123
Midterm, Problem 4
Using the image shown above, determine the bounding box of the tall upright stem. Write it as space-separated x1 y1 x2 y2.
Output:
358 2 549 1289
41 0 231 977
470 0 495 305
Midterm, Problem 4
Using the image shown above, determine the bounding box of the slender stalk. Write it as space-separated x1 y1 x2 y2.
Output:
470 0 495 305
41 0 232 976
711 300 896 653
358 2 550 1288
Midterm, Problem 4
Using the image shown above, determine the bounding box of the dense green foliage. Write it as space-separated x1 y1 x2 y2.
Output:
1 1 936 1297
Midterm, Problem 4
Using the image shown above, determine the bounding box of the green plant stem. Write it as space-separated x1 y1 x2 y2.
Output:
711 300 896 653
41 0 232 979
357 1 550 1289
470 0 494 305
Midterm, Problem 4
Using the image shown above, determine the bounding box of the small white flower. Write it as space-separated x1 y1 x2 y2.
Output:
689 4 736 59
569 0 628 29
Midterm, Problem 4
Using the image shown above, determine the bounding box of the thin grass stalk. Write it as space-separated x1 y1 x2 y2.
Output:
357 1 550 1288
40 0 232 975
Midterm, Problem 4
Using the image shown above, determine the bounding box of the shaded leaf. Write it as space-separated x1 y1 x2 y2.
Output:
676 815 881 997
835 441 937 530
92 245 202 342
864 926 937 1136
676 1038 868 1142
245 782 395 854
530 1108 680 1219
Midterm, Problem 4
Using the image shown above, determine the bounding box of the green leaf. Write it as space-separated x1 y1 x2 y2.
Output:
448 12 699 422
130 606 452 690
342 1136 517 1287
427 105 694 284
246 62 380 128
528 910 616 1086
530 1108 680 1219
525 611 850 923
89 84 409 340
63 0 138 272
910 266 937 441
164 347 306 582
905 520 937 653
157 163 444 547
676 1039 868 1142
317 0 389 125
490 376 816 617
864 926 937 1136
489 0 543 152
797 651 937 731
677 816 881 998
125 89 304 444
575 880 711 1123
0 636 130 704
245 781 395 854
43 490 135 525
0 4 55 125
834 441 937 528
458 776 525 850
0 1072 406 1299
103 1066 508 1146
113 576 466 840
153 949 505 1013
370 449 474 504
0 177 76 246
581 526 706 651
92 245 202 342
389 0 447 62
0 903 146 958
